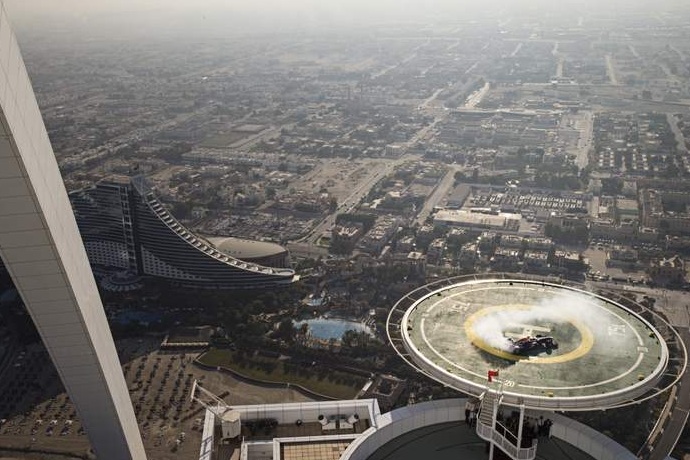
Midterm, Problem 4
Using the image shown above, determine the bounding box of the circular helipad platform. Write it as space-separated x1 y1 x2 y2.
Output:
397 278 669 410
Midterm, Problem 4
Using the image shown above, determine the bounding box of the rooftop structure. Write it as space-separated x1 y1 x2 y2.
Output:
386 274 686 460
194 393 380 460
206 236 290 268
392 277 668 409
70 177 297 289
434 209 521 233
194 396 648 460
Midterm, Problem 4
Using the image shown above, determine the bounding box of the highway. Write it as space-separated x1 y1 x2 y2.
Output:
605 54 619 86
371 42 426 80
464 82 490 109
573 111 594 170
297 155 415 246
291 157 461 259
419 88 445 110
668 113 689 155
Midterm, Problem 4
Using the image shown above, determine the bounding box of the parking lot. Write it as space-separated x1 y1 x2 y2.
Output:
0 338 316 460
466 189 589 213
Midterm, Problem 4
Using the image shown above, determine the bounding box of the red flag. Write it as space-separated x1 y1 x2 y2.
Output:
488 370 499 382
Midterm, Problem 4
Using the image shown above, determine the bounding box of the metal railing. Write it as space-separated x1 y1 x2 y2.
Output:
475 387 537 460
476 418 538 460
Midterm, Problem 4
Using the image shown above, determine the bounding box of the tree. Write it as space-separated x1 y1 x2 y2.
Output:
275 318 296 343
454 171 468 184
601 178 623 195
171 201 193 220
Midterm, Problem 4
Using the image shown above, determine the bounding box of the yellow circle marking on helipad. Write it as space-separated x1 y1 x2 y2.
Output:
463 305 594 364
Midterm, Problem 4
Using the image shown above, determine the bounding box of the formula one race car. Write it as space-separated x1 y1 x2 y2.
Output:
507 335 558 355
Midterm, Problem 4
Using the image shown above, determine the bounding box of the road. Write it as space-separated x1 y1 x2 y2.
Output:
371 42 426 79
605 54 619 86
297 155 415 246
414 167 457 226
228 124 287 151
510 43 523 58
556 57 565 79
419 88 445 110
667 113 689 155
405 119 441 148
574 111 594 170
292 158 459 254
629 44 641 60
464 82 490 109
552 41 565 79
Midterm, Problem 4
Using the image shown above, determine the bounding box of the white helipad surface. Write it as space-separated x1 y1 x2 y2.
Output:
401 279 668 409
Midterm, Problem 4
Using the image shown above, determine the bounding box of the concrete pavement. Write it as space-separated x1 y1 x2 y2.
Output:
647 327 689 460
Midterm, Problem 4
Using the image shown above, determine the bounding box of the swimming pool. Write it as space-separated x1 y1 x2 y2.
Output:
113 310 162 326
294 318 373 340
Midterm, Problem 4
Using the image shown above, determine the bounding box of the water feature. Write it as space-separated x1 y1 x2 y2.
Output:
114 310 162 326
294 317 373 341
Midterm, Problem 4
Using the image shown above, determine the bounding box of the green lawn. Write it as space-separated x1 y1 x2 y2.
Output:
198 348 364 400
200 132 250 148
316 235 331 248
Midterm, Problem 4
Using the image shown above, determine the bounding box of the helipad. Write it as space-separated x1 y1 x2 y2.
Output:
397 278 668 410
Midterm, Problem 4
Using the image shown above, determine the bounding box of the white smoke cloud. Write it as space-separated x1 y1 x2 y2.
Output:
471 290 615 353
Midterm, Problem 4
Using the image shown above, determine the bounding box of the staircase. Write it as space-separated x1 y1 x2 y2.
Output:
475 390 538 460
478 391 498 427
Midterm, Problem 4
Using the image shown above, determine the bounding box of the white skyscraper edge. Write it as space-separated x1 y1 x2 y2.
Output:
0 4 146 459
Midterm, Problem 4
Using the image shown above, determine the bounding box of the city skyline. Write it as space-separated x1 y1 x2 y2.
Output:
7 0 690 37
0 0 689 458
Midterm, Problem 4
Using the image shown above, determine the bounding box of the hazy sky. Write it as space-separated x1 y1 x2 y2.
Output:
5 0 512 39
6 0 456 36
6 0 690 38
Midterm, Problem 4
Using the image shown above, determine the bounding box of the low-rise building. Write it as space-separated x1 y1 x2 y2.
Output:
641 189 690 235
606 247 639 269
406 251 426 276
500 234 524 249
434 209 521 233
525 236 554 251
590 218 637 242
638 227 658 243
426 238 446 265
546 213 589 242
616 198 639 222
490 247 520 271
459 243 478 268
523 250 550 273
396 236 415 253
553 251 587 273
648 255 685 286
332 224 364 254
359 374 407 412
358 216 400 255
